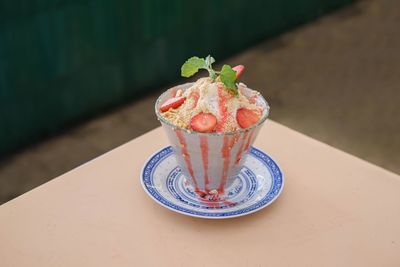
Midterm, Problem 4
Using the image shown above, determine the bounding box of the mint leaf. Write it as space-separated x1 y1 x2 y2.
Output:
181 57 207 77
220 64 238 94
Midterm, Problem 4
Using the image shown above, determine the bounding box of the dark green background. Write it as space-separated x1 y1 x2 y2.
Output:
0 0 351 156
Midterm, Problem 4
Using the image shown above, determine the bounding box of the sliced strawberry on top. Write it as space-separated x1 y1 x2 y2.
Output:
160 96 186 112
232 65 245 79
190 112 217 133
236 108 261 128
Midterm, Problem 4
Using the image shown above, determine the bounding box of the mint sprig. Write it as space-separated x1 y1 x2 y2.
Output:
181 55 238 94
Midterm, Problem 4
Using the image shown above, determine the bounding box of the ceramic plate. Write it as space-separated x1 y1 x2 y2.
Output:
140 146 284 219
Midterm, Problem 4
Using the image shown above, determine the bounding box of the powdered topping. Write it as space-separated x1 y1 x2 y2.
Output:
160 59 265 133
161 77 263 132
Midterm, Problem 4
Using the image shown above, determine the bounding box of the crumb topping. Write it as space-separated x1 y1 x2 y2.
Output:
161 78 264 132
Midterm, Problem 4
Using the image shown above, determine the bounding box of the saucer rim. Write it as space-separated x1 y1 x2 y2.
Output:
140 146 284 219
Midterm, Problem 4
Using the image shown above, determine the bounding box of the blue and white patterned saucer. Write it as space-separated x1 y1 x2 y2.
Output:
140 146 284 219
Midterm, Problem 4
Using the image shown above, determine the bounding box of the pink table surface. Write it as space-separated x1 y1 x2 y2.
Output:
1 120 399 267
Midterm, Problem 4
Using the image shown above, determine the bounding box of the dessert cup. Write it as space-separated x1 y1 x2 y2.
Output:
155 83 269 196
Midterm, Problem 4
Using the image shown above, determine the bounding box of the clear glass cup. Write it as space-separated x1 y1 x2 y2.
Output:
155 83 269 196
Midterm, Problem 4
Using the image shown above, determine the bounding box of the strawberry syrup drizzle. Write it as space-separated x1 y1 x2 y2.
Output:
191 92 200 109
198 190 236 208
218 135 232 193
232 133 241 146
175 85 239 207
235 131 249 164
199 136 210 191
216 85 229 133
197 132 242 208
199 199 236 209
196 131 239 208
197 135 237 208
174 129 199 191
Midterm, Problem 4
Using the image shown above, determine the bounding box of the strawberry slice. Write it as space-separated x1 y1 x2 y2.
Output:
232 65 245 79
236 108 260 128
190 113 217 133
160 96 186 112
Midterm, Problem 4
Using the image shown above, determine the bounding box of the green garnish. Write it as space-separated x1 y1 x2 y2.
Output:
219 64 238 94
181 57 207 77
181 55 238 94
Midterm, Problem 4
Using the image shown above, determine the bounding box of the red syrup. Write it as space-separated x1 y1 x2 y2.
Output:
216 85 229 133
199 136 210 191
191 91 200 109
232 133 241 146
218 135 232 194
196 134 237 208
235 131 248 165
198 193 237 209
174 129 199 191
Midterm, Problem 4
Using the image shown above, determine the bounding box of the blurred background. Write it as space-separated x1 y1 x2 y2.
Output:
0 0 399 204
